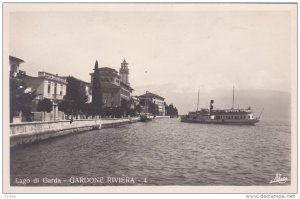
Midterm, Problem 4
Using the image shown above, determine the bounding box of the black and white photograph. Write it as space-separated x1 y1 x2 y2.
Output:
3 2 297 195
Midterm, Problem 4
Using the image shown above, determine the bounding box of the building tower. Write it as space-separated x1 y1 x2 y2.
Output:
119 59 129 85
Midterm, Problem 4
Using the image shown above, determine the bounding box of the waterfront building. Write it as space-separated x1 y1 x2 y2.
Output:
120 82 132 102
129 96 140 115
9 55 25 123
90 59 133 108
131 96 140 108
23 72 67 121
139 92 166 116
9 55 25 78
61 76 92 103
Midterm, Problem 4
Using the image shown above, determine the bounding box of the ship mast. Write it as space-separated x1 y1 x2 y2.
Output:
196 89 200 111
232 86 235 109
146 91 149 114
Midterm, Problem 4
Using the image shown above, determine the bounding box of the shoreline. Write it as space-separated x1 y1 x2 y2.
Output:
10 116 171 147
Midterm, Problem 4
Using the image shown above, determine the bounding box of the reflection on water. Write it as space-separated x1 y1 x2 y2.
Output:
10 118 291 186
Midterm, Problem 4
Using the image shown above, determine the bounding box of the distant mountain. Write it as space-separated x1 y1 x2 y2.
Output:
134 85 291 121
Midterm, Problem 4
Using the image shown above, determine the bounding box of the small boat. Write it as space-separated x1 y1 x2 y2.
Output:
181 88 262 125
140 113 154 122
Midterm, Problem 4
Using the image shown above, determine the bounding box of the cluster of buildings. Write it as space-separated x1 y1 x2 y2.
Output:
9 55 166 123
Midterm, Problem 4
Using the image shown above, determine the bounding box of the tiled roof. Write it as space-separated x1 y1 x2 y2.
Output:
99 67 118 73
139 92 165 100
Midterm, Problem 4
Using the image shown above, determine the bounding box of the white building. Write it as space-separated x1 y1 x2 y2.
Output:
23 72 67 121
139 92 166 116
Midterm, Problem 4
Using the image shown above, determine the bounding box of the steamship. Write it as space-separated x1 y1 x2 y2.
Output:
180 88 262 125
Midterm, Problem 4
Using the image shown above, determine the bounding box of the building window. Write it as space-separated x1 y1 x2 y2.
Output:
60 84 63 95
54 83 57 95
48 83 51 94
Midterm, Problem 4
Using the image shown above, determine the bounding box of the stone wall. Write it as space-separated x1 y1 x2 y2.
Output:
10 117 140 147
10 119 101 147
155 116 171 119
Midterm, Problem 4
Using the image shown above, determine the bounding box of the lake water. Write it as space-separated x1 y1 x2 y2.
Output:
10 118 291 186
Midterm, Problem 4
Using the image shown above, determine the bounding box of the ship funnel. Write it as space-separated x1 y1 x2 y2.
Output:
210 100 214 112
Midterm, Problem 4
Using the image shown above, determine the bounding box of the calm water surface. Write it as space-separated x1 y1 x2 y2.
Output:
11 118 291 186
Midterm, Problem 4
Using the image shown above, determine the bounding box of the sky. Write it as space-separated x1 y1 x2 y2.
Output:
8 4 295 116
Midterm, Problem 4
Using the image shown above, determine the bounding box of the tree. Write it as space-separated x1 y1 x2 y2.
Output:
58 98 73 116
165 103 179 117
120 99 127 117
10 78 21 123
148 101 159 116
91 60 102 117
164 102 168 115
58 76 88 119
120 99 134 117
82 103 94 118
139 99 146 113
128 98 138 116
37 98 53 121
174 107 178 116
10 77 37 122
135 104 141 115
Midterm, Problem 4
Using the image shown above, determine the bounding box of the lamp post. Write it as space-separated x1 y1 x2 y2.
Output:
144 69 149 114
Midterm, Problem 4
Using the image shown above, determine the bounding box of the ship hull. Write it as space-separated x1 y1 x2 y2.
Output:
180 116 259 125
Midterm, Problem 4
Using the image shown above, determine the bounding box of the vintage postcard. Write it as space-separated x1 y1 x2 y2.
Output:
2 3 297 194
